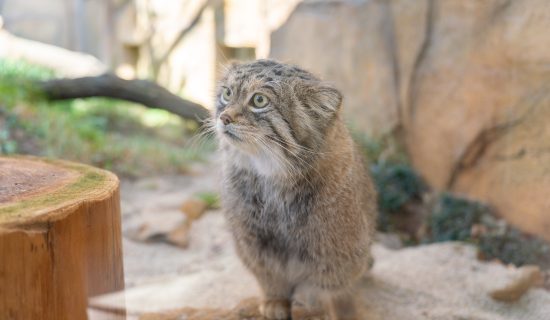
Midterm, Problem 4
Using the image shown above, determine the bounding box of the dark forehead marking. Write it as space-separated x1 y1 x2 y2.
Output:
254 73 271 81
235 74 246 82
227 60 320 87
260 85 278 96
234 76 247 98
256 59 279 67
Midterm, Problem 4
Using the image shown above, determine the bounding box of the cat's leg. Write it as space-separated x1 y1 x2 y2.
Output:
260 298 291 320
233 234 293 319
292 284 329 320
255 271 294 320
328 290 358 320
305 265 363 320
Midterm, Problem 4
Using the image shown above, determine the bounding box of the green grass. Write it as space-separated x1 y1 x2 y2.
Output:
195 191 221 209
0 58 214 177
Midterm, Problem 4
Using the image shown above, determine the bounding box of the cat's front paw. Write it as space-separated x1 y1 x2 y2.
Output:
259 299 291 320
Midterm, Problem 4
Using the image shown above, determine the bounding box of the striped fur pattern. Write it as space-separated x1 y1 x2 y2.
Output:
212 60 377 319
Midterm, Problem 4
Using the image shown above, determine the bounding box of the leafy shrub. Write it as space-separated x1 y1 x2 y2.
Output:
427 192 550 267
370 163 426 232
479 227 550 268
371 163 425 213
429 193 488 242
351 130 426 233
0 58 213 177
0 59 53 106
0 112 18 154
351 130 408 165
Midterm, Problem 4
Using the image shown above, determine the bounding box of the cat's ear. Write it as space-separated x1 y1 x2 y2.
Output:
306 84 343 115
228 60 241 69
316 85 342 112
221 60 241 74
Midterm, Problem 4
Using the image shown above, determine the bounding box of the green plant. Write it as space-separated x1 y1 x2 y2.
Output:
371 163 425 213
371 163 426 232
479 227 550 268
0 58 213 177
0 112 19 154
350 129 408 165
427 192 550 268
350 129 426 233
429 193 488 242
0 59 53 107
195 191 221 209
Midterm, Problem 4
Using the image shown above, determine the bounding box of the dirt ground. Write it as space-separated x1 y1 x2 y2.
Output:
88 160 550 320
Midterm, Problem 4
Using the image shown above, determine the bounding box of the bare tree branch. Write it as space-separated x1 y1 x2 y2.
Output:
158 0 212 65
150 0 216 76
39 73 210 121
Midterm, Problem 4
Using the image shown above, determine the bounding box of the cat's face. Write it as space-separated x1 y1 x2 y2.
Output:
213 60 342 176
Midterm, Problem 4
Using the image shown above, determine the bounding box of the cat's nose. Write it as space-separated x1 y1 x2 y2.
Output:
220 113 233 125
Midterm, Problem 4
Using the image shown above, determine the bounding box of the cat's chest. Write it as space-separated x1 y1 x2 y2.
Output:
226 173 311 227
238 182 290 219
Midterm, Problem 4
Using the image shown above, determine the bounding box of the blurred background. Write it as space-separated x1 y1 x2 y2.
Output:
1 0 549 318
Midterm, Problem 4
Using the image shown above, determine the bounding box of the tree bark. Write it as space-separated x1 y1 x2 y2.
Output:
0 156 125 320
39 73 211 121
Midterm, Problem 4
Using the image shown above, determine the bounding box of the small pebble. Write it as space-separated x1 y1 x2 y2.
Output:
489 265 543 302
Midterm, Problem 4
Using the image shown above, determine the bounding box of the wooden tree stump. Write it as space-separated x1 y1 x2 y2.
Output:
0 156 125 319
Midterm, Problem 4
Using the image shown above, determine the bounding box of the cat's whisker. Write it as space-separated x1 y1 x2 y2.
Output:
253 136 300 186
261 135 320 188
185 121 218 151
233 126 325 156
234 127 320 180
248 132 316 188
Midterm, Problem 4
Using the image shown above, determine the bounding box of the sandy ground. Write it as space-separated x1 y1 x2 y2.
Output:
88 161 550 320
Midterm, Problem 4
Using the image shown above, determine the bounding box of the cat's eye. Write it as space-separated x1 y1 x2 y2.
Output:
221 87 232 104
251 94 269 109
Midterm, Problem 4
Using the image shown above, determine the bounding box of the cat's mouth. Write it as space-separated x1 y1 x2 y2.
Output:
219 125 244 143
216 119 243 142
223 129 242 142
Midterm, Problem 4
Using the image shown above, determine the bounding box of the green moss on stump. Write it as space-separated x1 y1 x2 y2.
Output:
0 156 117 226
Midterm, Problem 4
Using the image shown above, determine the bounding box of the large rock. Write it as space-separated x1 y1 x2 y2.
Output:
270 0 400 136
402 0 550 239
270 0 550 240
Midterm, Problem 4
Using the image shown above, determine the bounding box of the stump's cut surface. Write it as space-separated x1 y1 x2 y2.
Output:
0 156 124 320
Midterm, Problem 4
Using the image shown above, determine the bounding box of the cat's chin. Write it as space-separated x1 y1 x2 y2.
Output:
221 130 242 142
250 155 286 178
225 145 288 179
220 135 257 155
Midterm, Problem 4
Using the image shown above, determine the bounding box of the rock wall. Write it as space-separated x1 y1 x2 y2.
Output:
270 0 401 136
0 0 125 66
270 0 550 240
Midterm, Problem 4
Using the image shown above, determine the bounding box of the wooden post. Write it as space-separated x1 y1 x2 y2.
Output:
0 156 125 319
